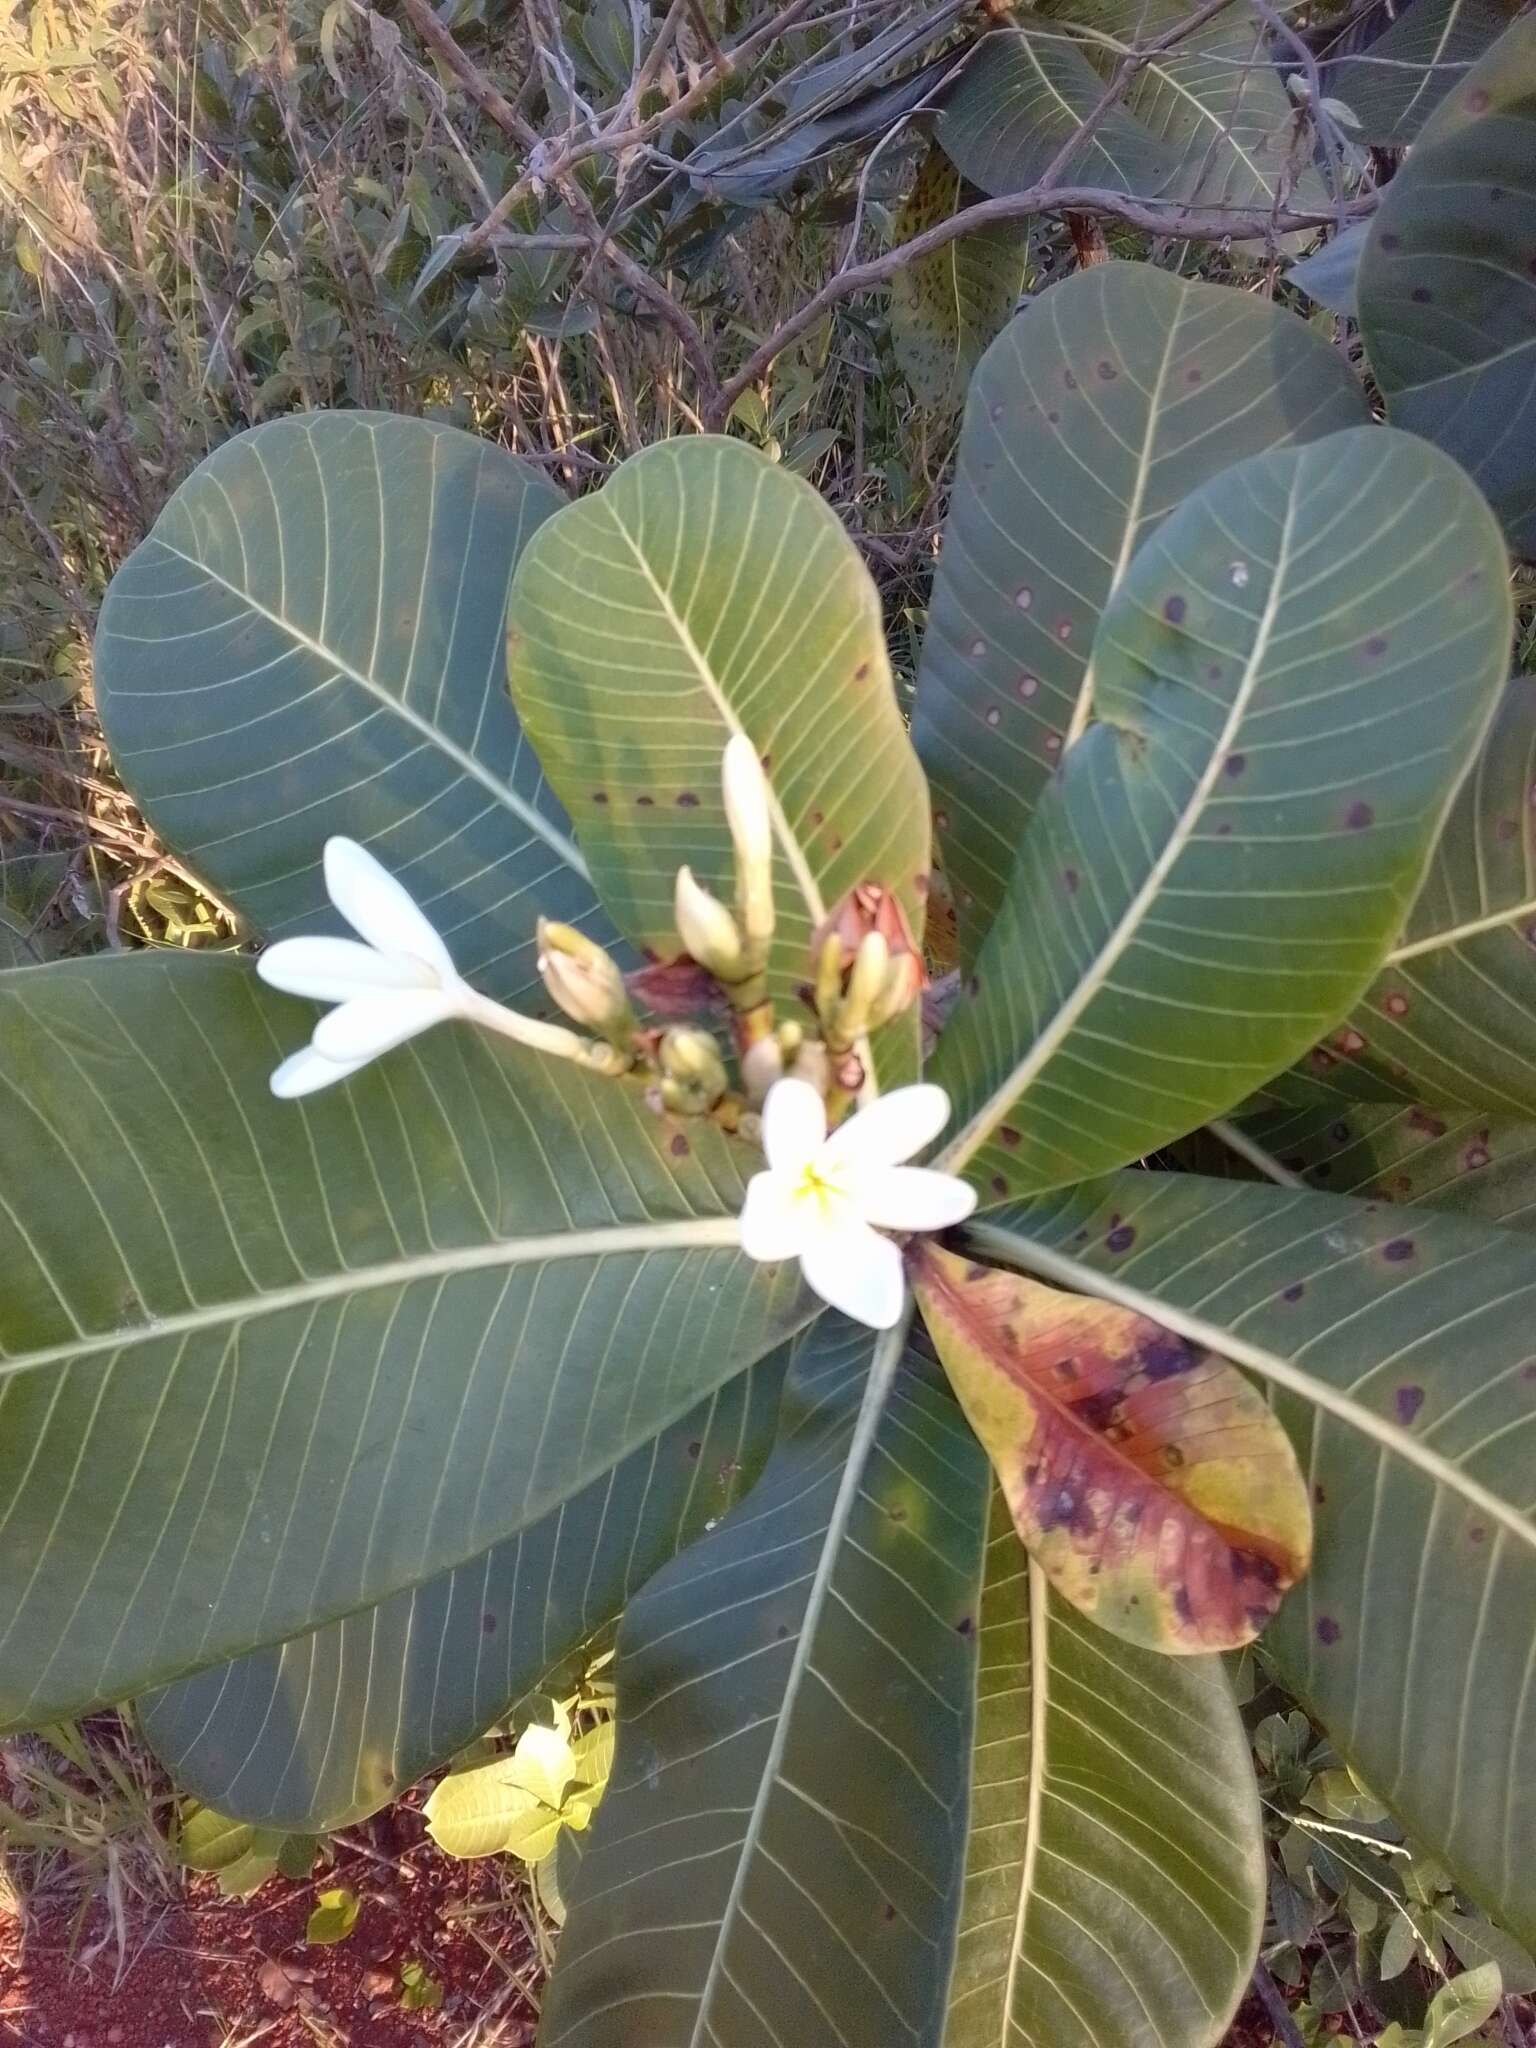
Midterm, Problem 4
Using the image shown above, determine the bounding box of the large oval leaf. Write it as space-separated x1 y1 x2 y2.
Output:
913 263 1370 965
932 424 1512 1201
1037 0 1318 210
542 1316 988 2047
913 1244 1309 1652
944 1493 1263 2048
1357 16 1536 557
1320 0 1516 146
95 413 609 1004
935 30 1179 199
137 1352 788 1832
971 1174 1536 1945
0 952 809 1727
1286 677 1536 1119
505 435 931 1080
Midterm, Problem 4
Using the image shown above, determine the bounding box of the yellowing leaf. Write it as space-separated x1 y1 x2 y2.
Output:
911 1244 1311 1651
306 1886 361 1944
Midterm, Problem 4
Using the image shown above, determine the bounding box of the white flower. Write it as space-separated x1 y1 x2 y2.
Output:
257 837 586 1097
722 732 775 953
739 1078 977 1329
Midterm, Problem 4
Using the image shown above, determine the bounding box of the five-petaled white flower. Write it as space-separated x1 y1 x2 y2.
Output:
258 837 587 1098
739 1078 977 1329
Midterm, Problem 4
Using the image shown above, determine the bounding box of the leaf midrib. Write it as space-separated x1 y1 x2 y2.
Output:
688 1315 909 2047
938 474 1299 1175
4 1217 744 1379
153 541 590 881
1000 1556 1051 2028
966 1219 1536 1557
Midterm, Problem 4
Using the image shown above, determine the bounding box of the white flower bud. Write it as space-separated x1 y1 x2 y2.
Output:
674 866 747 980
722 734 775 955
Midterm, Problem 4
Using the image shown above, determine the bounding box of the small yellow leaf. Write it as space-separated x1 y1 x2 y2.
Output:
911 1243 1311 1652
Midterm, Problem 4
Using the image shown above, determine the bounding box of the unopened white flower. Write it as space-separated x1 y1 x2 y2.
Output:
722 732 775 954
739 1078 977 1329
258 837 587 1097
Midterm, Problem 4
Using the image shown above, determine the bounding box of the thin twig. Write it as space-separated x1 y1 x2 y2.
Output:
1251 1957 1308 2048
1206 1117 1305 1188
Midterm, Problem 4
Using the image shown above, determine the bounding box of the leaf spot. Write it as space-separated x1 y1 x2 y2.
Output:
1283 1282 1306 1303
1163 595 1187 625
1395 1384 1425 1424
669 1133 691 1158
1106 1223 1136 1254
1316 1615 1341 1644
1345 800 1375 830
985 706 1001 728
1014 586 1033 610
676 791 700 808
1382 1237 1414 1263
1225 753 1246 777
1000 1125 1021 1148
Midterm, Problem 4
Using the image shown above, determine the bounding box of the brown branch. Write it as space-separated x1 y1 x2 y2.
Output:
708 181 1373 426
395 0 722 410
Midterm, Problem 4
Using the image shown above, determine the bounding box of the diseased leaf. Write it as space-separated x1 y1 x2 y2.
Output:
1282 678 1536 1120
138 1355 787 1833
912 1244 1310 1652
94 412 609 1004
1321 0 1515 146
1358 16 1536 557
543 1317 988 2048
931 425 1512 1201
0 951 809 1728
970 1173 1536 1944
945 1493 1264 2047
913 262 1370 964
505 435 930 1085
890 144 1026 409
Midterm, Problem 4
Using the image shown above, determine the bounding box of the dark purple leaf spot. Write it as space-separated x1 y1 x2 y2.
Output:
776 1623 790 1639
1163 595 1187 625
1062 867 1079 894
1362 636 1389 660
676 790 700 808
1408 1108 1447 1137
1316 1616 1341 1645
687 1439 702 1459
1216 821 1233 835
670 1132 691 1158
1063 369 1078 390
990 1174 1008 1197
481 1612 498 1635
1379 231 1400 251
1097 360 1117 382
1106 1223 1136 1254
854 662 870 681
999 1126 1021 1150
592 790 609 805
1140 1331 1194 1380
1186 366 1203 385
1225 753 1246 777
1047 409 1061 425
1395 1383 1425 1424
637 793 655 807
1283 1282 1306 1303
955 1614 974 1636
1346 801 1375 831
1469 1522 1488 1544
1314 1483 1327 1504
1174 1586 1196 1626
966 974 981 998
1411 286 1433 305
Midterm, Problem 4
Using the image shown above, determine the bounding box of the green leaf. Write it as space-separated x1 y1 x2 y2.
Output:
890 144 1026 410
913 262 1369 964
137 1356 787 1831
1037 0 1318 209
1438 1910 1536 1994
177 1800 268 1873
543 1316 989 2047
94 412 611 1004
1321 0 1516 146
1288 220 1371 318
0 950 809 1728
505 435 931 1081
936 30 1179 199
306 1885 361 1945
968 1173 1536 1945
1358 17 1536 557
944 1494 1263 2048
931 425 1512 1201
1282 678 1536 1120
1422 1962 1503 2048
398 1959 445 2010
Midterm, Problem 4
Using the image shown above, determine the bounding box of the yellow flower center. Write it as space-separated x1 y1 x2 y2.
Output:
793 1161 846 1220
